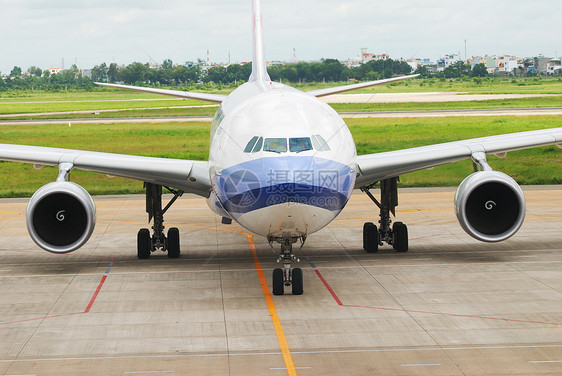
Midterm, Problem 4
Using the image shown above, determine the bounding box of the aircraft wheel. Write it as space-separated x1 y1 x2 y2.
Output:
167 227 180 258
291 268 303 295
363 222 379 253
272 268 284 296
393 222 409 252
137 228 151 259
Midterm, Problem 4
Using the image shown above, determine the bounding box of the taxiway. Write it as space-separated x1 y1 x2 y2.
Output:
0 187 561 375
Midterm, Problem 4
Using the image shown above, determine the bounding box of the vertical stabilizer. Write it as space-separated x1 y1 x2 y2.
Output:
249 0 271 82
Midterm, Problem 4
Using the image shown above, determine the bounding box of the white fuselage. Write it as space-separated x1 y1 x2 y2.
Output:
207 81 357 239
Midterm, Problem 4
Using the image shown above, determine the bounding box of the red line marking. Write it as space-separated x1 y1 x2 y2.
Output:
311 262 562 327
84 275 107 313
313 269 343 306
0 312 83 326
0 258 114 326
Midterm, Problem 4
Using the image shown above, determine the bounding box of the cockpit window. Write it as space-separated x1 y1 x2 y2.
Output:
243 136 259 153
289 137 312 153
252 137 263 153
243 136 264 153
245 136 327 154
263 138 287 153
313 134 331 151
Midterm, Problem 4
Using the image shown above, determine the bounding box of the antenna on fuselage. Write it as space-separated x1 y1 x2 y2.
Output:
249 0 271 83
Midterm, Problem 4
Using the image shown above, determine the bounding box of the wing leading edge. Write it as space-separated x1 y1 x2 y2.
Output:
0 144 211 197
307 74 419 98
95 82 227 103
355 127 562 187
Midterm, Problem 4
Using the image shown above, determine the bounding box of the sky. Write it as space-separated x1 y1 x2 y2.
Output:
1 0 561 74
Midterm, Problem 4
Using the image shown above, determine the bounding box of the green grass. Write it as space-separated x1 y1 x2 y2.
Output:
0 106 218 120
332 96 562 113
0 98 211 115
2 94 560 121
325 77 562 94
0 86 229 101
348 116 562 186
0 116 560 197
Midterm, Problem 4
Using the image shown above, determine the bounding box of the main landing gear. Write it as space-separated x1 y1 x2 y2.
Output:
361 178 409 253
270 237 305 296
137 183 184 259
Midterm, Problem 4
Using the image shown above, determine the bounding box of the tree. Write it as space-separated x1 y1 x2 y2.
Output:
443 61 470 78
27 66 43 77
9 66 22 77
162 59 173 70
91 63 108 82
414 65 429 78
471 63 488 77
108 63 118 83
120 62 149 84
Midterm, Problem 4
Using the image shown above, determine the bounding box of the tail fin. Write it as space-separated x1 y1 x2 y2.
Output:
249 0 271 83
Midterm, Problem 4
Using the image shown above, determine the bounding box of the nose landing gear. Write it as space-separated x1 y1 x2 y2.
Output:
270 237 304 295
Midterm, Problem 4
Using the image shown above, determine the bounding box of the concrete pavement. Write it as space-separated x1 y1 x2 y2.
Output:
0 188 561 375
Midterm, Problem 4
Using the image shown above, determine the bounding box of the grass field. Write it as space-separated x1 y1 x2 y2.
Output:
1 78 561 120
1 80 560 197
0 116 560 197
296 77 562 94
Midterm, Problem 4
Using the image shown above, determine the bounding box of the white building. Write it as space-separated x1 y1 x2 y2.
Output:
547 59 562 75
438 54 461 68
49 67 64 75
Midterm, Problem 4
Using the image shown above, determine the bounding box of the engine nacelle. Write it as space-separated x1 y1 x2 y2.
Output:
26 182 96 253
455 171 526 242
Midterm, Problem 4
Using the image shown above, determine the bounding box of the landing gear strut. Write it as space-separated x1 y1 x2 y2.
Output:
270 236 304 295
137 183 184 259
361 178 408 253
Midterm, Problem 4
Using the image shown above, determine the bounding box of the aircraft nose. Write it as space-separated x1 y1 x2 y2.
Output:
216 156 355 216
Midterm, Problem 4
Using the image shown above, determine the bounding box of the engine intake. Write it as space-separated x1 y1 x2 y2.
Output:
455 171 525 242
26 182 96 253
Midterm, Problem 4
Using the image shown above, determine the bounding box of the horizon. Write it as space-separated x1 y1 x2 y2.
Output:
1 0 560 75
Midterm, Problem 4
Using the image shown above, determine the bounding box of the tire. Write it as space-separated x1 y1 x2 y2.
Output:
393 222 409 252
363 222 372 250
291 268 303 295
363 222 379 253
167 227 180 258
272 268 284 296
137 228 151 259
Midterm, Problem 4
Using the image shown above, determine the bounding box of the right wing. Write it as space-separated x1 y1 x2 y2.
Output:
307 74 419 98
355 127 562 188
0 143 211 197
95 82 227 103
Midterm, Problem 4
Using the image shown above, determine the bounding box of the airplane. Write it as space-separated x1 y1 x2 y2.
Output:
0 0 561 296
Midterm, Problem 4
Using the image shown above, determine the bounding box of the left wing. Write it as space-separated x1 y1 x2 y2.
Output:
355 127 562 187
95 82 227 103
0 144 211 197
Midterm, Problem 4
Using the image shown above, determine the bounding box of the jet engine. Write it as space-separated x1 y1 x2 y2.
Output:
26 182 96 253
455 171 525 242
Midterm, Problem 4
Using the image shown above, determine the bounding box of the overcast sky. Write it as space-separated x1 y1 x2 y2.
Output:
1 0 560 74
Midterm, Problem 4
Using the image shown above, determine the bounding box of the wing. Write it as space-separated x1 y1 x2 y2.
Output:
95 82 226 103
0 144 211 197
355 127 562 187
307 74 419 98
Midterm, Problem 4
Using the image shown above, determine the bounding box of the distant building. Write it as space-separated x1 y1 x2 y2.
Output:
547 58 562 75
49 67 64 75
503 59 521 73
523 56 554 74
359 48 389 63
344 49 391 68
